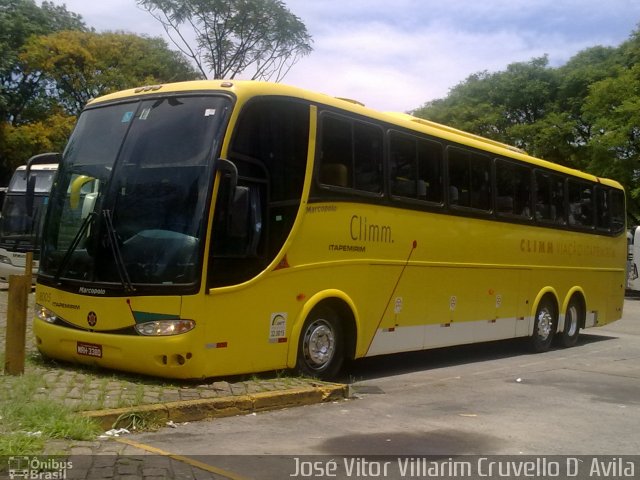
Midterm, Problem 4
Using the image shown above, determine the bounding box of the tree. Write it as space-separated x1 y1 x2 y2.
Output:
582 65 640 217
411 34 640 221
413 57 559 154
21 30 201 115
1 111 76 166
0 2 202 182
137 0 313 82
0 0 86 124
0 0 86 182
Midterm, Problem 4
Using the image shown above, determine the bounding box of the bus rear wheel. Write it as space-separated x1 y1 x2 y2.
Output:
530 297 557 353
558 297 583 348
296 306 344 380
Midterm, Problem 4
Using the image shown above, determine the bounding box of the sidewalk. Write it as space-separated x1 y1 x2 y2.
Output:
0 283 348 478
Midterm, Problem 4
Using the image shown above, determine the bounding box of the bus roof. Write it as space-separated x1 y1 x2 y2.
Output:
14 164 58 172
88 80 623 191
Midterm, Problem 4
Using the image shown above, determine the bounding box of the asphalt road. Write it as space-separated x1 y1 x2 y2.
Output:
128 299 640 479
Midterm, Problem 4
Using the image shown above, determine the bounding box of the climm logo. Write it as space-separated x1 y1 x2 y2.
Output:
520 239 553 254
350 215 393 243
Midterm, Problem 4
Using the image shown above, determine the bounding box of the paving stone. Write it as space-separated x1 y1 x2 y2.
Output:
88 466 116 478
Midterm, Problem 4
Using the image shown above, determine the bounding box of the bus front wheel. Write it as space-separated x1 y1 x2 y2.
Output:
296 306 344 380
530 297 557 353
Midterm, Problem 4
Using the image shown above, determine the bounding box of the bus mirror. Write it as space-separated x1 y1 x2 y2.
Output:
217 158 240 220
228 185 261 256
25 152 60 215
25 152 61 177
217 159 238 193
70 175 95 210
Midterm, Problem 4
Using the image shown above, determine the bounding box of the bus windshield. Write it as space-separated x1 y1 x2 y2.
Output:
39 94 230 290
0 169 56 246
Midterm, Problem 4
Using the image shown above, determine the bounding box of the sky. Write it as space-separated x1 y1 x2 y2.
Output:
47 0 640 112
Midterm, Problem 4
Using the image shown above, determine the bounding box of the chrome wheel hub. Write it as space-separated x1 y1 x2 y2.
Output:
303 319 335 369
537 308 553 340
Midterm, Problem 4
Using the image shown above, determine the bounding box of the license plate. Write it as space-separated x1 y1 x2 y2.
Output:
77 341 102 358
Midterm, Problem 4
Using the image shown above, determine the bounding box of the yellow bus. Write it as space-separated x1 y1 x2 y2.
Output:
33 80 627 379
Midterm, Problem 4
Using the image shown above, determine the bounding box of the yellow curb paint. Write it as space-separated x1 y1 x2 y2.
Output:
82 384 348 430
115 437 250 480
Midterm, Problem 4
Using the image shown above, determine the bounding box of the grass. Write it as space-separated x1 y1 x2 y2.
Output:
0 371 101 456
111 411 164 431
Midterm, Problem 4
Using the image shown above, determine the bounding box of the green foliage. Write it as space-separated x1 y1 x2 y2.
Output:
413 29 640 222
138 0 313 81
21 30 201 115
0 1 200 184
0 0 87 124
1 112 76 173
583 64 640 210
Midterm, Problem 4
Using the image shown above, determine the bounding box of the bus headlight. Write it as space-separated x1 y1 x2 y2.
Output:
36 304 58 324
134 319 195 336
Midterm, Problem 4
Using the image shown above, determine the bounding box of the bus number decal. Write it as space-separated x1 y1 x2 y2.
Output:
449 296 457 311
269 313 287 343
394 297 403 314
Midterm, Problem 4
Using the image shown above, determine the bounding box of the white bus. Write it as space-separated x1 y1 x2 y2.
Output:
628 226 640 294
0 154 59 282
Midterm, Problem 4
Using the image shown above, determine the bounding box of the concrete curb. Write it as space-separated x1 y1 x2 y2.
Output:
81 383 349 430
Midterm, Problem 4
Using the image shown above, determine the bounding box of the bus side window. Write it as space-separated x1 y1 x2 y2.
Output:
389 132 418 198
496 159 532 218
418 139 443 203
320 163 349 188
210 98 309 288
535 171 566 225
448 148 469 207
318 114 383 194
596 187 625 233
389 131 443 204
596 187 610 230
568 180 594 228
447 147 491 211
320 115 352 188
610 189 625 233
354 122 383 193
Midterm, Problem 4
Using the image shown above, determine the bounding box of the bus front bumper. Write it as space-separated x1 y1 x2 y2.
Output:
33 316 206 379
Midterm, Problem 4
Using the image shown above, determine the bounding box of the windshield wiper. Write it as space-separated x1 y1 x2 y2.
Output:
102 209 134 292
55 212 96 282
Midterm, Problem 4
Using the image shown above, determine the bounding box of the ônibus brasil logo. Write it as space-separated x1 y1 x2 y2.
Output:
7 456 73 479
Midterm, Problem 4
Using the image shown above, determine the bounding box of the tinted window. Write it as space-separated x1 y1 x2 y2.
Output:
610 189 625 233
596 186 626 233
448 147 491 211
389 132 442 203
319 115 383 194
231 99 309 202
535 171 566 224
568 180 594 228
496 159 532 218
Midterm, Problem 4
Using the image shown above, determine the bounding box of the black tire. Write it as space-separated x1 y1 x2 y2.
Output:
296 306 344 380
530 297 557 353
558 297 583 348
